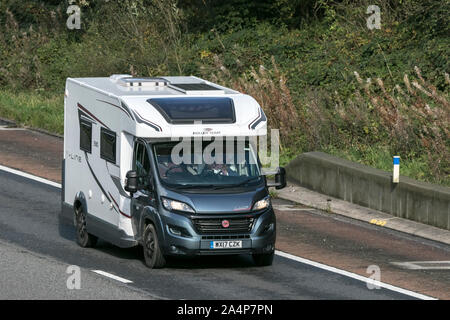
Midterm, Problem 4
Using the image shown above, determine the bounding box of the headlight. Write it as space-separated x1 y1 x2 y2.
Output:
161 197 195 213
252 196 271 211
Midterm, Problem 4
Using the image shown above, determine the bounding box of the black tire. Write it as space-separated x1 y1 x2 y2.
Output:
74 205 97 248
143 223 166 269
252 252 274 266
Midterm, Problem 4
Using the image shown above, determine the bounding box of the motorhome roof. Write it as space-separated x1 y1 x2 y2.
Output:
66 75 267 137
68 75 239 98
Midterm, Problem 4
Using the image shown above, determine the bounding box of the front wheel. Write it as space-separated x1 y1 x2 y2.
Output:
74 205 97 248
143 224 166 269
252 252 274 266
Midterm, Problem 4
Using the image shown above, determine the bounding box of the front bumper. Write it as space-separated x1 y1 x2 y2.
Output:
158 207 276 256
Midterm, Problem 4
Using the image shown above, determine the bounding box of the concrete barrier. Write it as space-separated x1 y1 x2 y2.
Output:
286 152 450 230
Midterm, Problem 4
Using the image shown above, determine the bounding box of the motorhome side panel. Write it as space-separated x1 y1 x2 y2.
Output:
118 131 136 234
63 80 134 238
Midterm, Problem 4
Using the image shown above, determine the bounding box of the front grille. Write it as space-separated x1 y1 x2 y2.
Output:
192 217 254 234
201 235 251 240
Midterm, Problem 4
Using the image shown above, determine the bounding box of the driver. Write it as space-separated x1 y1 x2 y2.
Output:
203 163 238 176
159 161 184 178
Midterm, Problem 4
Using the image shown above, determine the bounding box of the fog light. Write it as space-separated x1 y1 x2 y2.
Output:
168 225 192 238
169 227 182 236
262 222 274 234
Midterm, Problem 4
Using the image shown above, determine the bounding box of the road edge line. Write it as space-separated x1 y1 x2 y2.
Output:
0 164 61 188
275 250 436 300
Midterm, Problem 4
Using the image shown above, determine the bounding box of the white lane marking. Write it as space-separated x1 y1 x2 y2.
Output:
0 127 26 131
272 205 314 211
92 270 133 284
0 166 438 300
391 261 450 270
0 164 61 188
275 250 436 300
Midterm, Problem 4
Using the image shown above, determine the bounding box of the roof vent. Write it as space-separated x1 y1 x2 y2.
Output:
116 77 168 88
168 82 225 95
110 74 132 81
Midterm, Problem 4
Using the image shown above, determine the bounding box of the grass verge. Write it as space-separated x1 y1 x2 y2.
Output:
0 90 63 135
1 89 446 187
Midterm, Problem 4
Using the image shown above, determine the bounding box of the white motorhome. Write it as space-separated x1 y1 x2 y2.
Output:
61 75 286 268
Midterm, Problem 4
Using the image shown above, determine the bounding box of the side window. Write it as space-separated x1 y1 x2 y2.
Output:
134 142 151 189
79 119 92 153
100 128 116 164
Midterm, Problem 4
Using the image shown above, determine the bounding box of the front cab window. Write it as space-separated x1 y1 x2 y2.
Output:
152 139 262 190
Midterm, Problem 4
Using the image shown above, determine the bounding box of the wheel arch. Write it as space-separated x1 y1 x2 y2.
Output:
73 192 88 225
139 207 165 244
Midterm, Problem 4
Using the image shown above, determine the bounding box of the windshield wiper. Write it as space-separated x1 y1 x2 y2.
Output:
215 176 262 189
164 177 261 190
167 184 219 190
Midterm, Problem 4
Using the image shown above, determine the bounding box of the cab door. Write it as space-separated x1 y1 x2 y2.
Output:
131 140 157 230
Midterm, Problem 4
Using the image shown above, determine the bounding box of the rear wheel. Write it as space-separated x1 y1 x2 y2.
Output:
252 252 274 266
74 205 97 248
143 223 166 269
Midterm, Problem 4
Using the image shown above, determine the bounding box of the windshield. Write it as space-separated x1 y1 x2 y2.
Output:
153 139 262 188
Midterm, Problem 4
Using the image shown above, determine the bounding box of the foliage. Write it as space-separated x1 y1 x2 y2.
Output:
0 0 448 185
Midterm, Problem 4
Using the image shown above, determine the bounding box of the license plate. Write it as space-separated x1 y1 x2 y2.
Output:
210 240 242 249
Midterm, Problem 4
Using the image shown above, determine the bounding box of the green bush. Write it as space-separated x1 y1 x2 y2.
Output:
0 0 448 185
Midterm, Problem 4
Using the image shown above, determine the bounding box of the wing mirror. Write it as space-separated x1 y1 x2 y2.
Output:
124 170 138 195
266 167 287 190
125 170 155 194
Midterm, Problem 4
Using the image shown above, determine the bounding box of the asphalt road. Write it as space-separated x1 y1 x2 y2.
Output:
0 240 153 299
0 169 416 300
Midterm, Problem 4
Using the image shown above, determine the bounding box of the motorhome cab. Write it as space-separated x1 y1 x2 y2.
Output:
61 75 286 268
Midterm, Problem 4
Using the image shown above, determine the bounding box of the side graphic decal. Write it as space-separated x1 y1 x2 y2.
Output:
110 175 130 198
109 192 131 218
83 152 131 219
77 103 110 129
132 110 162 132
96 99 134 120
248 108 267 130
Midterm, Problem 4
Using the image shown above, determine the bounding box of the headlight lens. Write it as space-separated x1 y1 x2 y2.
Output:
252 196 271 211
162 197 195 213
